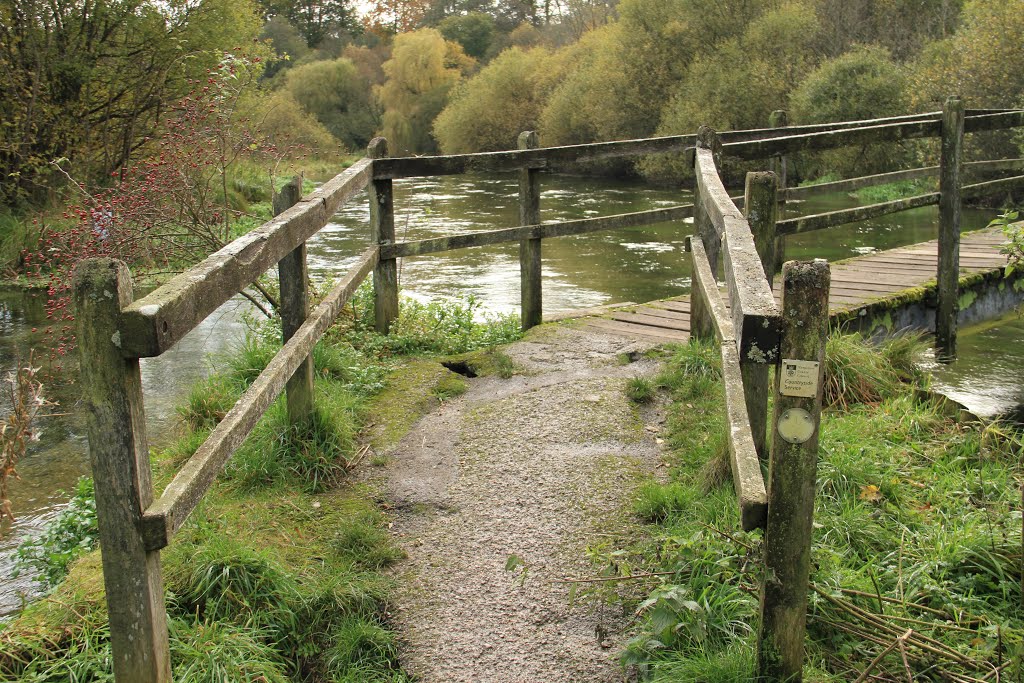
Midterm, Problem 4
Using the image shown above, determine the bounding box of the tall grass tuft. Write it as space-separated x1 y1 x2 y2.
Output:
823 331 893 408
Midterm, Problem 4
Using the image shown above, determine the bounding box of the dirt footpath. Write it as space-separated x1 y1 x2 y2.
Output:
382 324 667 682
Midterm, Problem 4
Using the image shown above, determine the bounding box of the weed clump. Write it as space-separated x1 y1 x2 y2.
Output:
625 377 656 404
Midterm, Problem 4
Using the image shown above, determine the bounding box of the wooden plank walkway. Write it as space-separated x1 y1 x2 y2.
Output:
583 226 1009 342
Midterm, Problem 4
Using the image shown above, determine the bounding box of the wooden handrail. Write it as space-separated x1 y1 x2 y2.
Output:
141 247 380 551
119 159 373 358
694 145 781 364
777 193 940 236
688 235 767 531
384 204 695 258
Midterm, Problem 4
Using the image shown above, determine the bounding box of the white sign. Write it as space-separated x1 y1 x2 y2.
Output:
780 359 820 398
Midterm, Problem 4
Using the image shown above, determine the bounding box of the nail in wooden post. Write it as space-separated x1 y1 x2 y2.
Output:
369 137 399 334
743 171 779 459
518 130 542 330
73 259 171 683
936 96 964 360
769 110 789 275
276 176 314 425
690 126 724 342
757 259 830 683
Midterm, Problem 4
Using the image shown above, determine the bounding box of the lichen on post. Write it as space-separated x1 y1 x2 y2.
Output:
73 258 171 683
369 137 399 334
276 176 314 425
757 259 830 683
518 130 542 330
936 96 965 359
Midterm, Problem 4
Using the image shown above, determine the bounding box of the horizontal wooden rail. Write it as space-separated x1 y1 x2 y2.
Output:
961 174 1024 200
141 247 380 551
689 236 767 531
964 110 1024 134
783 159 1023 202
384 204 695 258
372 113 946 180
370 111 1022 181
966 158 1024 174
724 119 943 160
777 192 940 236
119 159 373 358
695 146 781 363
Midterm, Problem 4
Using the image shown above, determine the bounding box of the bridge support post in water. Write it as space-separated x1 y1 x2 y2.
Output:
757 259 830 683
73 259 171 683
690 127 724 342
743 171 779 459
769 110 789 274
369 137 399 334
276 176 315 424
937 96 965 359
518 131 542 330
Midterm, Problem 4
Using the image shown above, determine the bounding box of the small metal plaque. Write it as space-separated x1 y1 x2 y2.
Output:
777 408 815 444
780 359 820 398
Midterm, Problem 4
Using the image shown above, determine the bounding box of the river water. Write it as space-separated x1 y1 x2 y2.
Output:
0 172 1014 618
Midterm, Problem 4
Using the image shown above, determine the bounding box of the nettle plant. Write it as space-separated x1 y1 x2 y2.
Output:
25 50 291 364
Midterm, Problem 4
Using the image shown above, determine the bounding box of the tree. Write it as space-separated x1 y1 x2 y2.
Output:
791 46 911 177
810 0 964 60
376 28 475 154
257 0 357 47
363 0 431 34
434 47 567 153
437 12 496 59
0 0 262 206
283 58 380 150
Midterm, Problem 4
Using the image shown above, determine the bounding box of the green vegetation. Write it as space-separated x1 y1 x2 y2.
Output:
590 336 1023 680
0 291 520 680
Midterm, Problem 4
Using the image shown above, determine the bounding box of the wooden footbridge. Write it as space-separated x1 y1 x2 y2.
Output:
584 225 1012 343
73 100 1024 683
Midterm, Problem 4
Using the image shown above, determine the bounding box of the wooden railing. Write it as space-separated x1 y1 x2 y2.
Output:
74 99 1024 683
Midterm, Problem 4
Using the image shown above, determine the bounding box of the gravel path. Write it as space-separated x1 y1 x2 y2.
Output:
382 324 667 682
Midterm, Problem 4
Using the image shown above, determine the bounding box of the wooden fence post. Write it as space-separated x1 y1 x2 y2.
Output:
743 171 779 459
73 259 171 683
936 96 964 359
756 259 830 683
690 126 724 342
276 176 314 425
769 110 789 275
369 137 399 334
518 130 542 330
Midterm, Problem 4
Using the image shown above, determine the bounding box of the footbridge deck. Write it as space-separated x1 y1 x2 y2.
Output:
583 225 1013 343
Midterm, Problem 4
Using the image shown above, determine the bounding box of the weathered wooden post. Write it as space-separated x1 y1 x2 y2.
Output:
74 259 171 683
743 171 779 459
518 130 542 330
756 259 830 683
936 96 964 359
769 110 789 274
276 176 314 425
369 137 399 334
689 126 724 342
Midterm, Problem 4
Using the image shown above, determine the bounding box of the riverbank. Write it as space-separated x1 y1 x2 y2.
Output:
1 310 1022 680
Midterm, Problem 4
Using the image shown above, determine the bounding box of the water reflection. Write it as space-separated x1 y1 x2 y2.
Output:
924 309 1024 419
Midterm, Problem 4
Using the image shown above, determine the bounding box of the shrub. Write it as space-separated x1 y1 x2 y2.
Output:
434 47 568 153
283 58 380 152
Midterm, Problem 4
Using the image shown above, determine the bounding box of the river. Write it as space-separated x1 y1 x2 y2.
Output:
0 171 1014 618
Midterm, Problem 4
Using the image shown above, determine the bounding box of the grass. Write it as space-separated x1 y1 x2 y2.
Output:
592 335 1024 681
2 288 520 681
852 178 935 203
